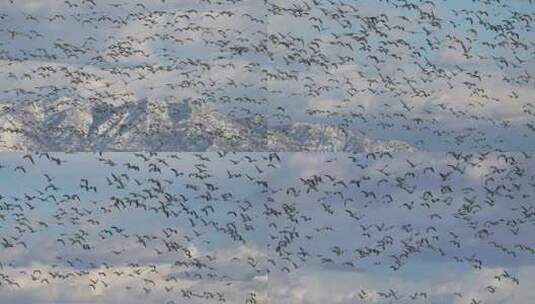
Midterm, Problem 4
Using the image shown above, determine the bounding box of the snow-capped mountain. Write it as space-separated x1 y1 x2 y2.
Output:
0 98 415 152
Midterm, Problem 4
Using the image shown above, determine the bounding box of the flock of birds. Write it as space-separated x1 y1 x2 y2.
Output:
0 0 534 303
0 0 533 150
0 152 533 303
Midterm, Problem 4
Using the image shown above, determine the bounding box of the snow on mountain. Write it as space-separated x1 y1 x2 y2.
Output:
0 98 415 152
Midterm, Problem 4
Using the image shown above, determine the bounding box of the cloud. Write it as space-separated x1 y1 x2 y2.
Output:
268 264 535 304
438 48 483 65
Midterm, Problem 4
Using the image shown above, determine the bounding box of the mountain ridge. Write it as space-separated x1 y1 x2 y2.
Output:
0 98 415 152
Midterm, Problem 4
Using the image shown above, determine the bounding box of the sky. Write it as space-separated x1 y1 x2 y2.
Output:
0 0 535 303
0 152 533 303
0 0 534 150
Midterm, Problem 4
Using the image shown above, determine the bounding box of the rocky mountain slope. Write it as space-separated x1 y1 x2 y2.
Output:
0 98 415 152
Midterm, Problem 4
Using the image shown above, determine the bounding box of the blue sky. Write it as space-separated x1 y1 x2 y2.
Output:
0 0 534 303
0 152 533 303
0 0 534 151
